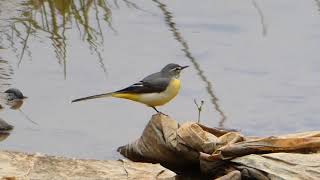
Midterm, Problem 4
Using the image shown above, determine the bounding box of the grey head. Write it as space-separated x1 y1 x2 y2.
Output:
161 63 189 78
5 88 27 101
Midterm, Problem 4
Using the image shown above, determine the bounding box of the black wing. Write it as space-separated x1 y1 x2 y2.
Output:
115 72 169 94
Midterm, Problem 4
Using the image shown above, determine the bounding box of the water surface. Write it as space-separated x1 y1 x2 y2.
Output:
0 0 320 159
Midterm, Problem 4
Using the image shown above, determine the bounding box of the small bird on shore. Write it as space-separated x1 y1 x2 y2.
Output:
0 88 37 125
72 63 188 114
0 88 27 110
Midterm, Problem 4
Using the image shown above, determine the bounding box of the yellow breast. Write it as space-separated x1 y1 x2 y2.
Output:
164 78 181 100
112 78 181 107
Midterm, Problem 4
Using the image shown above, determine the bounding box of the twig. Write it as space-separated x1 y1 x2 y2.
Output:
194 99 204 123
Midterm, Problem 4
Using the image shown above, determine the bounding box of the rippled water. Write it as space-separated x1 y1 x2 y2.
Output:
0 0 320 159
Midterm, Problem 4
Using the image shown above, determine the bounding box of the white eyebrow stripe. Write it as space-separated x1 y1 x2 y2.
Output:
131 82 144 87
169 68 179 72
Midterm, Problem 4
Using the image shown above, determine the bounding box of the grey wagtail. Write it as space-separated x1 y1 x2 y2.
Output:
72 63 188 113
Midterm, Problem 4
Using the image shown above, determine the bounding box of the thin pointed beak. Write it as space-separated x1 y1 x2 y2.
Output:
23 96 28 99
181 66 189 70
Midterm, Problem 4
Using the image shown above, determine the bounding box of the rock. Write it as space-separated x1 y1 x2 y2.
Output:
0 150 176 179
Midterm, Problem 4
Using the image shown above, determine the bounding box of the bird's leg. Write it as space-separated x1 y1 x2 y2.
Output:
152 107 168 116
152 106 160 113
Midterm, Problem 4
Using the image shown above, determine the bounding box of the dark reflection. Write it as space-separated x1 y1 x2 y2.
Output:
152 0 227 126
0 59 14 91
0 118 13 142
0 0 117 79
252 0 267 37
315 0 320 13
0 59 14 142
120 0 156 15
0 133 10 142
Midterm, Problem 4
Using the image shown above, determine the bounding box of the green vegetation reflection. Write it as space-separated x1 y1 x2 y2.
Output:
1 0 117 78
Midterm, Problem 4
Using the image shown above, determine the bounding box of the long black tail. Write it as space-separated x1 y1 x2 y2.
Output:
72 92 113 103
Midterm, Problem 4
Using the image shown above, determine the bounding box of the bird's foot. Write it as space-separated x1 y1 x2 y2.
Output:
157 111 168 116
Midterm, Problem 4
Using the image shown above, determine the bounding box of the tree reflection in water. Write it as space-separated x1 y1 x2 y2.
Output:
0 0 141 79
